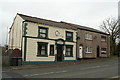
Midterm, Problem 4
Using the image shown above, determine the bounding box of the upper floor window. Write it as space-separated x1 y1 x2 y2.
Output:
38 27 48 38
86 46 92 53
65 45 73 57
101 36 106 42
101 48 107 54
66 31 73 41
85 34 93 40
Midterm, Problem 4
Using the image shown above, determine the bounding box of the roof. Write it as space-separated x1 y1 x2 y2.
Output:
60 21 109 35
17 13 108 35
17 13 76 30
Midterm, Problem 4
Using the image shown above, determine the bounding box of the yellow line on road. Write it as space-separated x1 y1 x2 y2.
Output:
111 76 120 79
105 76 120 80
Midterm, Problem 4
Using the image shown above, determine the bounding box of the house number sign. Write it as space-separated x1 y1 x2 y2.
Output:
57 40 64 44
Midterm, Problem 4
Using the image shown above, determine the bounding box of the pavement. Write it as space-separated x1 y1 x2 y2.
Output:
2 57 119 72
2 57 120 79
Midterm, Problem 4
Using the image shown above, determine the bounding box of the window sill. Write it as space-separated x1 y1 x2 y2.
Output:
37 55 48 57
85 52 92 54
85 39 93 41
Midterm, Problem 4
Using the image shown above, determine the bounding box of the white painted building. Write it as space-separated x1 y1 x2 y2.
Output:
9 13 77 63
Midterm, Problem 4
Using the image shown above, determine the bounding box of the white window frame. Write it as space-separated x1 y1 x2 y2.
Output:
101 48 107 54
101 36 106 42
86 46 92 53
85 34 93 40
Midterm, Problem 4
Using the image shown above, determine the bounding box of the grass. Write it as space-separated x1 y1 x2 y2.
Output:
2 63 10 67
109 55 118 58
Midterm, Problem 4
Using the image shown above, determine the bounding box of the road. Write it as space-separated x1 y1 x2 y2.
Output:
2 58 119 79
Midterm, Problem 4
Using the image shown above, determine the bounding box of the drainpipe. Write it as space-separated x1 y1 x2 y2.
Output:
76 32 80 60
21 21 28 62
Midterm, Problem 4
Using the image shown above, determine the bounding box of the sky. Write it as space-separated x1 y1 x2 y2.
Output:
0 0 119 46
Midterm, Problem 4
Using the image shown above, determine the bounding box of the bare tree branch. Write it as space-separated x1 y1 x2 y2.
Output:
99 17 119 55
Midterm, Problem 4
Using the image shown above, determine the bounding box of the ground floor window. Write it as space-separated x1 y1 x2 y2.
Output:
101 48 107 54
50 45 54 56
65 45 73 57
86 46 92 53
37 42 48 57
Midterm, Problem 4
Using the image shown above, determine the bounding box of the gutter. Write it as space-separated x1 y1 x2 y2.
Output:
77 28 110 35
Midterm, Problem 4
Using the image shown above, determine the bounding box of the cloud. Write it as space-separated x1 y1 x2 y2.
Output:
0 1 118 45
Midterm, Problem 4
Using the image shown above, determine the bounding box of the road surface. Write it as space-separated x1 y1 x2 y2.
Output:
2 58 119 79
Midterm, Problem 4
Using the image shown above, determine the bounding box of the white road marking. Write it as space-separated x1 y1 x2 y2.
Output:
82 66 100 70
115 63 120 64
95 66 100 68
81 65 109 70
24 75 29 77
55 70 67 73
24 70 67 77
101 65 109 67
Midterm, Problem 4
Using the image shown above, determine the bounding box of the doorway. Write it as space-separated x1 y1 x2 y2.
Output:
79 46 83 58
97 46 100 57
57 45 63 61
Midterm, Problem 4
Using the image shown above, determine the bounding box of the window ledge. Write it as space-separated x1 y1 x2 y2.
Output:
85 39 93 41
85 52 92 54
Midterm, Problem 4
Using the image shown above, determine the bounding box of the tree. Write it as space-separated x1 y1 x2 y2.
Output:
100 17 120 56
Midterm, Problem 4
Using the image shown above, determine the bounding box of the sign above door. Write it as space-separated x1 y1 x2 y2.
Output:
55 39 65 45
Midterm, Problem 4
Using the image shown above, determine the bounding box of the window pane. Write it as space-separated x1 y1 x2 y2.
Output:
67 37 72 41
40 34 46 38
101 36 106 41
85 34 92 40
67 33 72 37
42 46 45 49
66 46 73 56
41 50 45 55
38 43 47 56
40 29 46 33
67 48 71 52
89 34 92 40
90 47 92 52
39 45 42 50
86 47 92 53
88 47 90 52
50 45 54 55
39 28 47 38
67 52 71 56
66 32 73 41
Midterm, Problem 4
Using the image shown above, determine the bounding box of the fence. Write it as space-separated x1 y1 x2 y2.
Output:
2 49 12 66
2 49 22 66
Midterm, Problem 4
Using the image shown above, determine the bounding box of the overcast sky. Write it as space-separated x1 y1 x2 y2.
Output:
0 0 119 46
